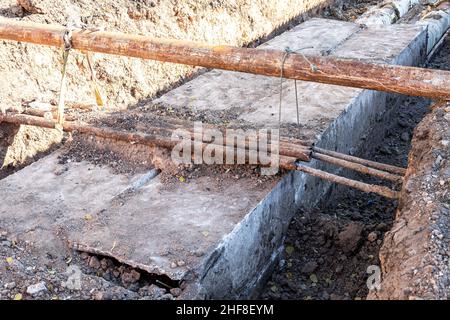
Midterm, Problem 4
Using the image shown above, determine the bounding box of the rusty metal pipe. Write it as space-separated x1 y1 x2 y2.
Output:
280 156 399 199
0 113 311 161
1 18 450 99
312 152 403 183
312 146 406 175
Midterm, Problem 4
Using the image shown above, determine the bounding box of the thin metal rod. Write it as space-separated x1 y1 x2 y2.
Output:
312 146 406 175
312 152 403 183
23 108 76 121
280 156 399 199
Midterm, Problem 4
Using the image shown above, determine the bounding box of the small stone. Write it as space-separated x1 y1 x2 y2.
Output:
1 240 11 247
147 284 166 298
100 258 111 270
92 291 104 300
367 232 378 242
177 260 186 267
88 256 101 269
160 293 173 300
80 252 90 260
309 274 318 283
398 118 409 128
26 281 47 295
170 287 182 297
338 222 364 253
379 146 392 155
285 245 295 255
17 0 46 14
301 261 318 274
121 269 141 285
434 155 443 168
170 262 177 269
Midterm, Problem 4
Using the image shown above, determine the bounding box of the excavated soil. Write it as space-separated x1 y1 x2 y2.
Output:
0 0 334 110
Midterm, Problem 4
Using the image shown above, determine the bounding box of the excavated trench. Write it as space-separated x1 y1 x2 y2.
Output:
0 1 449 300
260 96 430 300
261 33 450 300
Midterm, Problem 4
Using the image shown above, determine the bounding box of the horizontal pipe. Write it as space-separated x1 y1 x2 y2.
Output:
280 156 399 199
312 152 403 183
1 113 399 198
0 18 449 100
312 146 406 175
23 108 311 161
23 108 76 121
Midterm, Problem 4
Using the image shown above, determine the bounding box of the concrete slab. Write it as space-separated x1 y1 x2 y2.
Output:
0 18 427 299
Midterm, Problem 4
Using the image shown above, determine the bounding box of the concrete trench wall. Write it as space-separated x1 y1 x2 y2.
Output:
192 24 428 299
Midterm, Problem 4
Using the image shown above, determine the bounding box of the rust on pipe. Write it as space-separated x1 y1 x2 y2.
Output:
0 113 311 161
0 113 399 198
280 156 399 199
172 122 312 160
0 113 179 149
4 108 311 161
312 152 403 183
312 146 406 175
1 19 450 100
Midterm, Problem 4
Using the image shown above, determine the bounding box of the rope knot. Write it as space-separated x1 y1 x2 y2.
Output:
63 28 73 51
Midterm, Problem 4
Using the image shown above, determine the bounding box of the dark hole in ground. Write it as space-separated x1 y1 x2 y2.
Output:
76 251 183 299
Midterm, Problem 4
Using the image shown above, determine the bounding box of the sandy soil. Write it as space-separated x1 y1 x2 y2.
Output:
0 0 333 110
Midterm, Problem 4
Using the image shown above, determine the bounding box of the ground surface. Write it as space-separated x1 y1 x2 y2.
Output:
260 35 449 300
0 1 448 301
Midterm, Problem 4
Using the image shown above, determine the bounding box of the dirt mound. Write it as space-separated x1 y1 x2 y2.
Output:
368 101 450 300
0 0 334 172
